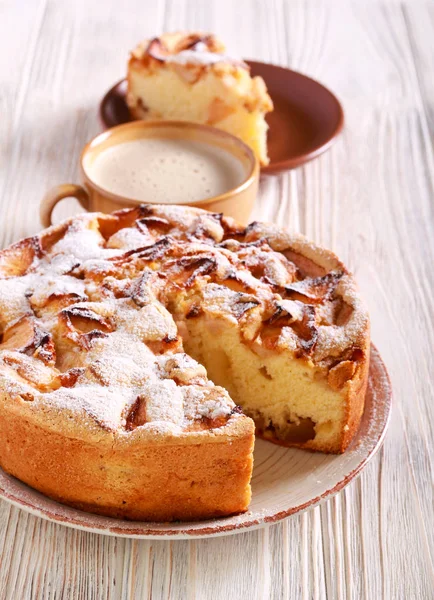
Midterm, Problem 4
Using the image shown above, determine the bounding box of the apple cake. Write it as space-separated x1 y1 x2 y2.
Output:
0 205 369 521
127 32 274 165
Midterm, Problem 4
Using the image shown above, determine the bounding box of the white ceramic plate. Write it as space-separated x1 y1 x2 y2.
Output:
0 345 391 539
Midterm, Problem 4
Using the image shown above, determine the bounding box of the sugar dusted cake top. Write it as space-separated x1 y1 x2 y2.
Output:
131 32 244 67
0 205 369 439
129 31 273 112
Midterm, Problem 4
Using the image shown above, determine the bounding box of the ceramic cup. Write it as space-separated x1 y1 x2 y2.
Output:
40 121 259 228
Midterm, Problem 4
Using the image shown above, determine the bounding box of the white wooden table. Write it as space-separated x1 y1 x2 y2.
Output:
1 0 433 598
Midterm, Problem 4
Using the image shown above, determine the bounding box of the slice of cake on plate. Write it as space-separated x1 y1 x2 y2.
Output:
127 32 274 165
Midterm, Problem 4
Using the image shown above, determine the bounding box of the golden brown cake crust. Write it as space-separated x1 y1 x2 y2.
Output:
0 204 369 521
0 400 253 521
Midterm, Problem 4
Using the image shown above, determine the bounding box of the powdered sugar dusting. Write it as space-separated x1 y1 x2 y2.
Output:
0 279 31 329
166 49 240 66
30 275 87 307
107 227 152 250
0 213 235 433
44 385 135 431
142 379 184 424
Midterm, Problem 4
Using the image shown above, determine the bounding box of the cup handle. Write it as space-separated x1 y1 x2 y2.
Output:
40 184 90 228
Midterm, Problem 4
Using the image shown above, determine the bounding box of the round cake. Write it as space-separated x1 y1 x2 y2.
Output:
0 205 369 521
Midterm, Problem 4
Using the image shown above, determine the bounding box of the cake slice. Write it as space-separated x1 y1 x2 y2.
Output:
127 32 273 165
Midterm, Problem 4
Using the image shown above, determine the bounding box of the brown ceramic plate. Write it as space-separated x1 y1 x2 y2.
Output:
99 61 344 173
0 345 390 539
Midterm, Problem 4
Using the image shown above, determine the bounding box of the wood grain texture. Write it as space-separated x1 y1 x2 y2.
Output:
0 0 433 598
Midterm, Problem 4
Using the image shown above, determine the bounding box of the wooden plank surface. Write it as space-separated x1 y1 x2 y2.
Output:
0 0 433 598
